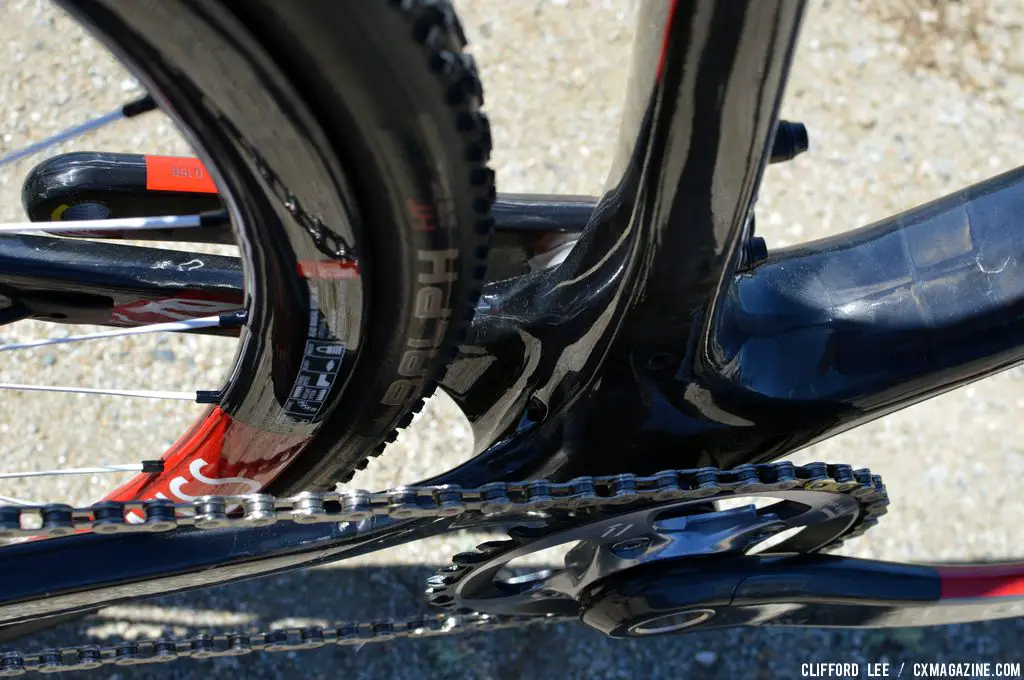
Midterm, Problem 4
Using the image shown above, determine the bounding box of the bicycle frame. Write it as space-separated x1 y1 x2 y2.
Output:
4 0 1024 634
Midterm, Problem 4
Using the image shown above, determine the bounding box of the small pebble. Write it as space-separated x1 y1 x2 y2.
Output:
152 349 176 363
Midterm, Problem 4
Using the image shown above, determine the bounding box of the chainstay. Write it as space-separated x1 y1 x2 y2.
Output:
0 461 889 673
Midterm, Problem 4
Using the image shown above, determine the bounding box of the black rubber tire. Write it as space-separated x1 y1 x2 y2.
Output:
65 0 493 493
236 0 497 491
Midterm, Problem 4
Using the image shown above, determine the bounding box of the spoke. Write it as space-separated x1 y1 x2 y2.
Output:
0 211 228 234
0 94 156 169
0 383 197 400
0 312 245 352
0 462 162 480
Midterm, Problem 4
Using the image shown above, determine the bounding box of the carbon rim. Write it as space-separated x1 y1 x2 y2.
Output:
0 1 367 510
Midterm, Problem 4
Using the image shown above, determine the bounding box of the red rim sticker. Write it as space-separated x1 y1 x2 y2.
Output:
145 155 218 194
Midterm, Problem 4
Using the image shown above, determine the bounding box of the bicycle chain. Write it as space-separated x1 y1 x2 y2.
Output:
0 461 888 674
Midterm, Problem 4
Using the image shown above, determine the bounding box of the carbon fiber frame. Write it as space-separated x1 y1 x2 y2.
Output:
4 0 1024 633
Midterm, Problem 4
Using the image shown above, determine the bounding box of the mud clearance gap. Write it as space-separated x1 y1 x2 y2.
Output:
801 662 1023 677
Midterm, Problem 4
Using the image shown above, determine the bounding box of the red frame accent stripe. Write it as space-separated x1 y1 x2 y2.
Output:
145 155 217 194
656 0 679 82
938 564 1024 599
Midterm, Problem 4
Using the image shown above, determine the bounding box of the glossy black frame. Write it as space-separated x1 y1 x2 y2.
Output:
4 0 1024 633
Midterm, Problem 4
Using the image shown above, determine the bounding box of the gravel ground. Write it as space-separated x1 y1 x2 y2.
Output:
2 0 1024 678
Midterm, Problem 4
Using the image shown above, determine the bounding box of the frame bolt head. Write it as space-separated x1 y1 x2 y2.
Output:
610 537 652 558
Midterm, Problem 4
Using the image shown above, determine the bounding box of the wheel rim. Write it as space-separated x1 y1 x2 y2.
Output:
0 1 367 514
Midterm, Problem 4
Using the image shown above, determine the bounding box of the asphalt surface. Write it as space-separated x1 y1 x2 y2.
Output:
2 0 1024 678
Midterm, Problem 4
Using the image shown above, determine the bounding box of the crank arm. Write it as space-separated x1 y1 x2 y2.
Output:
580 554 1024 637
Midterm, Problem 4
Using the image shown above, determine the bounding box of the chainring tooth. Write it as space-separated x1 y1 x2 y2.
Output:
506 526 553 546
451 551 492 566
426 592 456 608
475 540 516 554
427 570 467 588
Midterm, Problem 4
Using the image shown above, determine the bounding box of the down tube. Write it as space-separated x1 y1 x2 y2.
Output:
572 163 1024 474
697 165 1024 466
556 164 1024 476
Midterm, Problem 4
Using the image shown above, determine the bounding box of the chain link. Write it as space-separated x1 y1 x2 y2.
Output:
0 461 888 673
0 613 572 675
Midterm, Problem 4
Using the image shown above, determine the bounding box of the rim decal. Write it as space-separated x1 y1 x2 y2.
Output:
103 406 310 507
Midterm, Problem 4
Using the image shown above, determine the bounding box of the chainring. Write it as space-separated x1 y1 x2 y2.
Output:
426 464 889 618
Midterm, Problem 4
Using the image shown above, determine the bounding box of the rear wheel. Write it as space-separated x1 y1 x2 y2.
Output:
54 0 495 498
0 0 491 641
